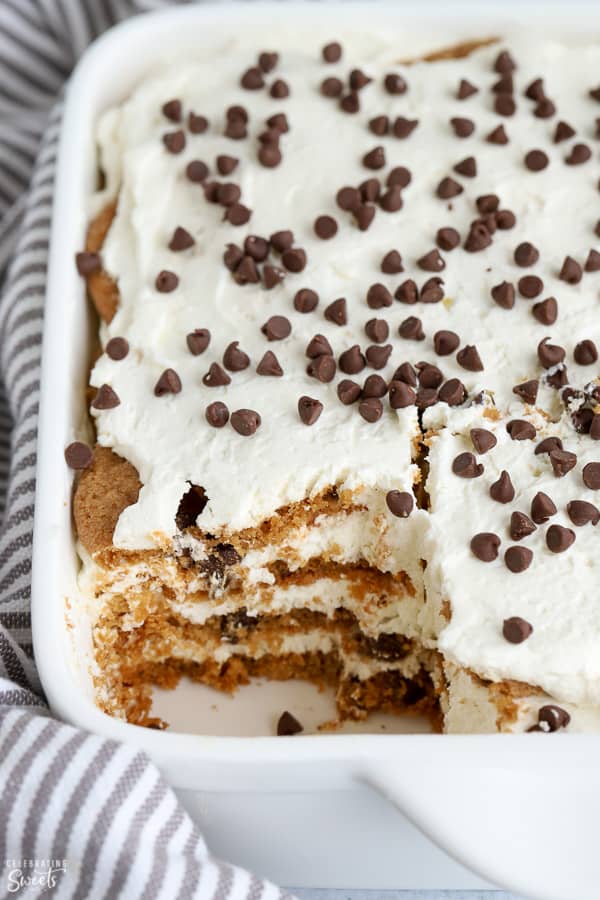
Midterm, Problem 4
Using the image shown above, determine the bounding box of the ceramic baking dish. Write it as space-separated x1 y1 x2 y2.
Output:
31 4 600 899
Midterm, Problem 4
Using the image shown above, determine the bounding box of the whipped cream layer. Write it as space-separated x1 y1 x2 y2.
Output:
425 406 600 707
91 34 600 548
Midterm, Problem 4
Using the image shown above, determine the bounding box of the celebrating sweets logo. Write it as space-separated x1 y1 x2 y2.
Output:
4 859 67 893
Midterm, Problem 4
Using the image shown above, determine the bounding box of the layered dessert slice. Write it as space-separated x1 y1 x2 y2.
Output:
69 30 600 731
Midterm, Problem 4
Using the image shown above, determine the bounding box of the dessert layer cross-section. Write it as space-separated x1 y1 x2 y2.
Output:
70 31 600 733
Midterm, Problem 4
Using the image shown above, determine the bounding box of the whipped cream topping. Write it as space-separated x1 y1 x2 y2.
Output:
90 33 600 548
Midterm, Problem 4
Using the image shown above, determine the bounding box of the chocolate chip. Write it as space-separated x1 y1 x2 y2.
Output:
162 99 182 122
349 68 372 90
436 228 460 251
493 73 514 93
546 365 568 390
554 120 576 143
592 415 600 441
416 387 438 409
224 118 247 140
225 204 252 226
339 92 360 113
438 378 466 406
369 115 389 135
506 419 536 441
463 222 492 253
567 500 599 526
217 183 242 207
186 329 210 356
314 215 338 240
524 78 544 101
155 270 179 292
549 449 578 478
306 334 333 358
386 490 413 517
270 230 294 252
454 156 477 178
536 436 563 456
531 491 557 523
260 315 290 341
399 317 425 341
258 51 278 73
378 187 402 213
361 146 385 170
513 379 538 404
362 374 387 398
154 368 182 396
263 265 285 290
365 344 391 370
436 177 463 200
75 251 101 275
533 296 558 325
243 236 269 262
490 470 515 504
92 384 120 410
456 345 483 372
546 524 575 553
366 283 393 309
452 452 483 478
450 117 474 138
231 409 261 436
205 401 229 428
388 380 416 408
298 396 323 426
491 281 515 309
354 203 376 230
277 710 303 736
538 337 565 368
324 298 347 326
523 147 549 171
583 462 600 490
321 76 344 98
471 532 500 562
470 428 497 454
504 553 534 578
514 242 539 267
282 247 307 272
336 186 361 212
486 124 509 144
590 86 600 102
202 362 231 387
240 67 264 90
186 160 209 183
518 275 543 299
510 511 536 541
393 362 417 386
322 42 342 63
258 145 282 168
256 350 283 376
294 288 319 313
169 226 195 251
307 355 336 383
534 98 555 118
270 79 289 99
496 209 516 229
188 112 208 134
433 330 459 355
163 129 186 153
574 339 598 365
336 345 364 376
495 95 516 116
538 705 571 732
380 250 403 274
384 73 407 94
417 363 443 389
337 379 361 405
457 78 478 100
233 255 260 284
106 337 129 360
566 143 591 165
64 441 93 470
395 279 419 304
559 256 582 284
223 341 250 371
418 250 445 273
585 249 600 272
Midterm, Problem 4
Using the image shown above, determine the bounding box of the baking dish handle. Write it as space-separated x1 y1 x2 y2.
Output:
364 753 600 900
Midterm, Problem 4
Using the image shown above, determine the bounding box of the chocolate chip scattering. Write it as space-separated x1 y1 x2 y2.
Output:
491 281 515 309
470 428 497 454
583 462 600 490
559 256 582 284
202 362 231 387
531 491 557 524
574 339 598 365
471 532 501 562
504 551 534 577
154 368 182 396
64 441 93 470
513 379 538 404
298 396 323 425
381 250 403 274
262 315 291 341
75 251 101 276
456 345 483 372
359 397 383 422
547 524 576 553
92 384 120 410
106 337 129 360
567 500 600 526
452 452 483 478
231 409 261 436
510 511 536 541
314 215 338 239
386 490 413 518
514 242 539 267
490 470 515 504
324 298 347 326
525 149 549 171
256 350 283 376
506 419 536 441
205 401 229 428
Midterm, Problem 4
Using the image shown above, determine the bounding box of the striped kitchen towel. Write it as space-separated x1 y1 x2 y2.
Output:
0 1 292 898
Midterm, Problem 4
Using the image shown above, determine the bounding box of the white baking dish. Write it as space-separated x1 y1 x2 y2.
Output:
31 4 600 899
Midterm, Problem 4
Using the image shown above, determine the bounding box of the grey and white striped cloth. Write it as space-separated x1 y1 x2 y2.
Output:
0 1 291 897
